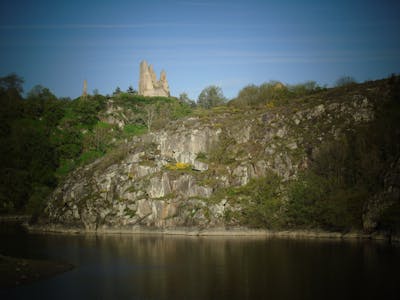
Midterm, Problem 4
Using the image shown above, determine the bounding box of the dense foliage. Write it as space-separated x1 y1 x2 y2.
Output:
1 73 399 235
287 77 399 232
0 74 192 216
229 80 325 108
224 77 400 233
197 85 226 109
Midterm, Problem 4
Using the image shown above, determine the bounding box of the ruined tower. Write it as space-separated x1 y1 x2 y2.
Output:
82 79 88 98
138 60 170 97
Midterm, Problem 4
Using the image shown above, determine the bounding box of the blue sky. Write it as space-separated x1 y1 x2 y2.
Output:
0 0 399 99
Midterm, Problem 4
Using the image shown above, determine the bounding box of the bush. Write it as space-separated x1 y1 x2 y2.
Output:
241 176 284 228
286 172 366 231
196 152 207 161
165 162 192 171
230 80 323 108
208 132 236 164
335 76 357 87
123 124 147 136
78 150 104 165
286 172 327 228
219 173 284 228
55 159 75 178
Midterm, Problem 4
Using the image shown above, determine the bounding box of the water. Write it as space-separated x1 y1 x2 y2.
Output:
1 225 399 300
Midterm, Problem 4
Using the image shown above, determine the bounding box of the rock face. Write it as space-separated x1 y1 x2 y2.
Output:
138 60 170 97
39 85 393 232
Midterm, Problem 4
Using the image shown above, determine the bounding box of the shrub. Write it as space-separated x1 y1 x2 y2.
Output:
196 152 208 161
78 150 104 165
241 176 285 228
208 132 236 164
230 80 323 108
217 173 285 228
335 76 357 87
165 162 192 171
123 124 147 136
55 159 76 178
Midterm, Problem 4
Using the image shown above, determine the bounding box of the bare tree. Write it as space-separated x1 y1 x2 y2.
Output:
144 104 157 132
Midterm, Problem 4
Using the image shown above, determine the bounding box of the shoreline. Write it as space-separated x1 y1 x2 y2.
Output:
25 224 400 243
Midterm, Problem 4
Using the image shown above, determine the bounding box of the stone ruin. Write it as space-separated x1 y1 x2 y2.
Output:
82 79 87 98
138 60 170 97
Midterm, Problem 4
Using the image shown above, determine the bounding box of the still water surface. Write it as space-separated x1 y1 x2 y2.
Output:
1 226 399 300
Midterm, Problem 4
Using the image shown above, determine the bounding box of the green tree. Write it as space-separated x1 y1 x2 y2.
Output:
71 98 100 127
0 74 24 136
25 85 63 127
179 92 196 107
127 85 137 94
113 86 122 96
235 84 259 107
197 85 226 109
0 73 24 94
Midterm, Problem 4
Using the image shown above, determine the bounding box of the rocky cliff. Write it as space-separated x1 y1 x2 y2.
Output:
37 78 400 234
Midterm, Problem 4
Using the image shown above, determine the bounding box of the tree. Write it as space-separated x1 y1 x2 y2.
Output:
0 73 24 94
179 92 196 107
71 99 99 127
113 86 122 96
25 85 58 122
27 85 56 101
0 74 24 135
258 81 288 102
127 85 137 94
289 81 321 96
235 84 259 107
197 85 226 109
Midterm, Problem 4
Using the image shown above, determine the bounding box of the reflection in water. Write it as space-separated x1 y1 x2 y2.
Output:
1 228 399 300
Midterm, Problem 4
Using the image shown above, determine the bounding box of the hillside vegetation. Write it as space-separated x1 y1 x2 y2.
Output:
0 77 192 215
1 74 399 236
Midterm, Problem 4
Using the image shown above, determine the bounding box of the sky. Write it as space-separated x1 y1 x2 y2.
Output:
0 0 399 99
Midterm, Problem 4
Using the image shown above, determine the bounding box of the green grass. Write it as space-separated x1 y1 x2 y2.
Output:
78 150 104 165
55 159 76 178
123 124 148 136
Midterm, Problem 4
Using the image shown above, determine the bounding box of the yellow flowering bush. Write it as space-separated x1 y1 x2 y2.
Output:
265 101 275 109
165 162 191 170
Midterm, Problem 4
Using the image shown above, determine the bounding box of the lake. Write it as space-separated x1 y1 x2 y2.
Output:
1 225 399 300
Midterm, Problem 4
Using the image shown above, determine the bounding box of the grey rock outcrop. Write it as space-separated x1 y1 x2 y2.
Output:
39 90 385 232
138 60 170 97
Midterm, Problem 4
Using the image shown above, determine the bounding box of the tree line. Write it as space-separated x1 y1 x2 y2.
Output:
0 74 194 216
